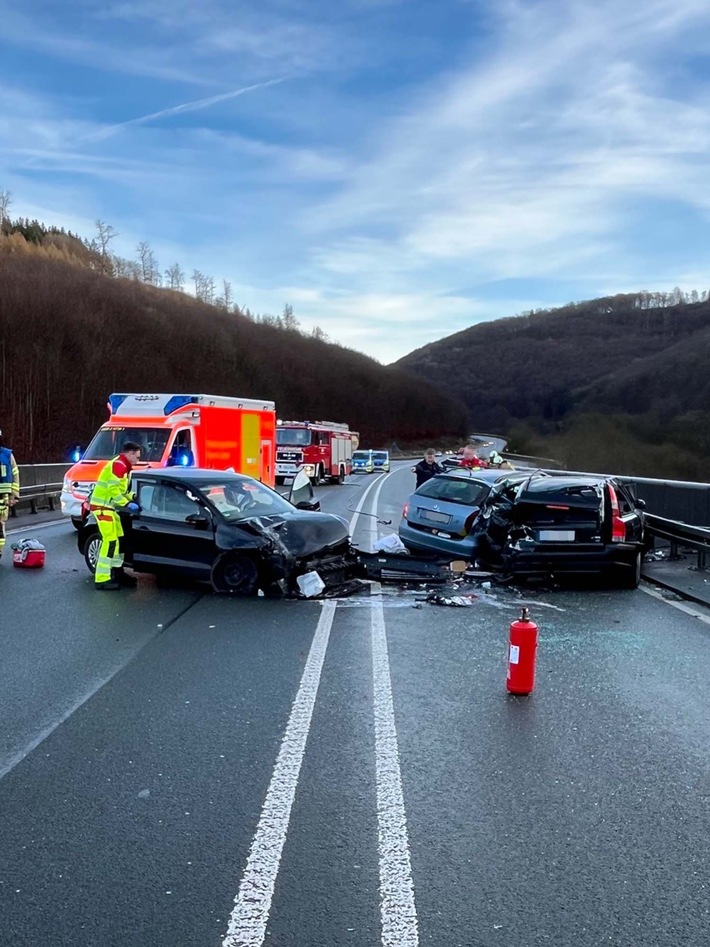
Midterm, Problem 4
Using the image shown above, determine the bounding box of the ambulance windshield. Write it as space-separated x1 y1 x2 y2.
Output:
276 429 312 447
82 427 171 463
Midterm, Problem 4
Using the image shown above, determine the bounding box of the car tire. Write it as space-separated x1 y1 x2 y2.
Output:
83 531 101 574
211 553 259 596
615 550 641 589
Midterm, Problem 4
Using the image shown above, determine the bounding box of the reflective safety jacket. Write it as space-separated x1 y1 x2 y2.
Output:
90 453 134 511
0 446 20 497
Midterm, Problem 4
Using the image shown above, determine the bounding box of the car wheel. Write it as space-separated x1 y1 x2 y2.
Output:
83 532 101 574
211 553 259 595
615 550 641 589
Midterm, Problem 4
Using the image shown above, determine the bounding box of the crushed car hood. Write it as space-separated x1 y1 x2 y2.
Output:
218 511 350 560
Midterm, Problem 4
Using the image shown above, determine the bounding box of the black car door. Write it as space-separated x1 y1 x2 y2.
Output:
614 482 645 545
131 481 217 578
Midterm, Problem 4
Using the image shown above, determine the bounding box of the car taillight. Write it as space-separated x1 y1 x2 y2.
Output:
608 485 626 542
402 502 409 519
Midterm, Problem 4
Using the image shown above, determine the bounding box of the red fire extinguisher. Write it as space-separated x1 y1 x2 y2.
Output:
506 606 538 694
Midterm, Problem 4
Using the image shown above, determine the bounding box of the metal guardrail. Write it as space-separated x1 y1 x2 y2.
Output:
10 463 72 516
644 513 710 571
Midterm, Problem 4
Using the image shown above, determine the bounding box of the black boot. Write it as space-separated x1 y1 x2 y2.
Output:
113 568 138 587
96 580 121 591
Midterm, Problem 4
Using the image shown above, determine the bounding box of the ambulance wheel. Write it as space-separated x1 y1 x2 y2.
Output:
83 531 101 574
211 553 259 596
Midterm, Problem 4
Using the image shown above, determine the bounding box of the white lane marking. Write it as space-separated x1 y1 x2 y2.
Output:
349 466 405 541
371 590 420 946
640 584 710 626
7 519 70 536
222 601 337 947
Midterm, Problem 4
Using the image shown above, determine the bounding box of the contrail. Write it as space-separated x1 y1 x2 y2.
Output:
85 76 287 141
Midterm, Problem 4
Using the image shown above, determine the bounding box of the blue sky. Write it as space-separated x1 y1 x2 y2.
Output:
3 0 710 363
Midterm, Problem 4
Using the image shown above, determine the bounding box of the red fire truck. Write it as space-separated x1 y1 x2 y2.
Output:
275 420 359 485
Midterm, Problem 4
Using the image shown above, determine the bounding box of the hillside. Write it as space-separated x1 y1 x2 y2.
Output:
394 293 710 479
0 249 468 462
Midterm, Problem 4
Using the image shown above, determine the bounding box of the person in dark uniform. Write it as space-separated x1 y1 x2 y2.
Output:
413 448 443 488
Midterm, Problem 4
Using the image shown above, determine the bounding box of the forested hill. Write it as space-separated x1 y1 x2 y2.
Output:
394 293 710 479
0 250 468 463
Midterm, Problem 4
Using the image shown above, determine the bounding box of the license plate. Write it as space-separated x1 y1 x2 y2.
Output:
538 530 575 542
421 509 450 524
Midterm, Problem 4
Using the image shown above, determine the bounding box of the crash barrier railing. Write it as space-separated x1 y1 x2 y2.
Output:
11 464 73 516
619 475 710 530
643 513 710 572
502 452 566 469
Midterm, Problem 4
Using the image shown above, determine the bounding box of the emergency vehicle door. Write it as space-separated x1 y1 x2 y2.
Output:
131 481 216 577
260 439 272 484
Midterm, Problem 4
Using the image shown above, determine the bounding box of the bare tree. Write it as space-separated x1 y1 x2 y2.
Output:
0 188 12 223
282 302 299 331
222 279 233 310
94 219 118 275
193 269 215 302
202 275 216 304
165 263 185 292
136 241 160 285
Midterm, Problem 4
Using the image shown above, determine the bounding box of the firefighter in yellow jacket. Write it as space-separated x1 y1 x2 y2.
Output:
90 441 141 590
0 429 20 561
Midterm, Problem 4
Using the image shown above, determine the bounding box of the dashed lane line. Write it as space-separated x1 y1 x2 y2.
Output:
222 601 337 947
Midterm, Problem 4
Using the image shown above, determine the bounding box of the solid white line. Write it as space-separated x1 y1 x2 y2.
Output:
371 592 420 947
640 584 710 626
348 472 387 535
222 601 337 947
7 518 70 536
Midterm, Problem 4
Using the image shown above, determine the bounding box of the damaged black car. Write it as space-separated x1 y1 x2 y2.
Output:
472 473 647 588
78 468 356 596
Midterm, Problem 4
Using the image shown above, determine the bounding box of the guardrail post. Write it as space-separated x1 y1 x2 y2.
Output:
698 550 707 571
670 540 679 560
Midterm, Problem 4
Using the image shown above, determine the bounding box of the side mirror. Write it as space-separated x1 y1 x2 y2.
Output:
185 511 211 530
636 498 646 510
289 468 316 509
296 498 321 512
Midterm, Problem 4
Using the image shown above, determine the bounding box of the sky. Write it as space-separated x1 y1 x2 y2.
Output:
2 0 710 364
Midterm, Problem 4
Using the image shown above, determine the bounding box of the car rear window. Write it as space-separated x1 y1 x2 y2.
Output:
517 480 602 508
416 477 490 506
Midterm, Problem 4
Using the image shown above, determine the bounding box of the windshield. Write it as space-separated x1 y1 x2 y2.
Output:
373 452 388 462
82 426 170 463
276 429 311 447
353 451 371 462
201 478 294 520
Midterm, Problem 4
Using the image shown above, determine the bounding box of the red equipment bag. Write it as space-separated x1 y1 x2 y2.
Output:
11 538 46 569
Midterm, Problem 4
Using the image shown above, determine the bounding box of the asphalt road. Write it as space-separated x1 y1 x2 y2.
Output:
2 462 710 947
